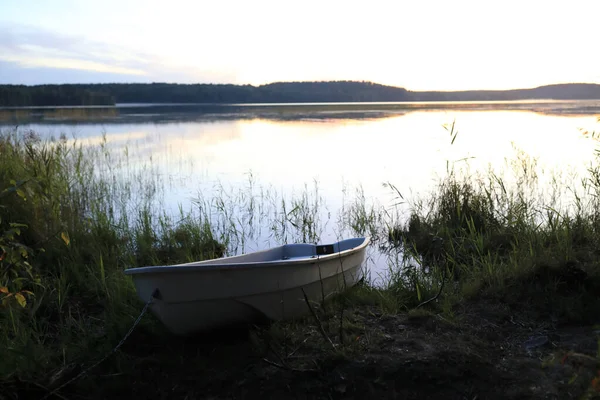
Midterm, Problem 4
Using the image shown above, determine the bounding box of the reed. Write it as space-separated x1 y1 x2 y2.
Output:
385 119 600 322
0 128 225 382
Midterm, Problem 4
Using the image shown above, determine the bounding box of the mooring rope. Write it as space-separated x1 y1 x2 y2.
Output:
40 288 159 400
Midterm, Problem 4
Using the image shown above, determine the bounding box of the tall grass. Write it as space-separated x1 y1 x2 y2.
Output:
0 129 225 381
191 176 333 254
386 119 600 321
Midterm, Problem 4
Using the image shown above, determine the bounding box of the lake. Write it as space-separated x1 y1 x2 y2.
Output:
2 101 599 284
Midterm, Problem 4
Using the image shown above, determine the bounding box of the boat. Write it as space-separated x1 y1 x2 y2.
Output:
124 237 370 335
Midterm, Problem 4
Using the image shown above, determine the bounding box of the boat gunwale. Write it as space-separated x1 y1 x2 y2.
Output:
124 237 370 275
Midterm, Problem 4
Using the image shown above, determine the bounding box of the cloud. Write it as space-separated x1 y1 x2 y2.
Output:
2 55 148 76
0 23 232 84
0 60 151 85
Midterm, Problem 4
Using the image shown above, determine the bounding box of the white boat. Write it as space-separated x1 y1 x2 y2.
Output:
124 237 370 335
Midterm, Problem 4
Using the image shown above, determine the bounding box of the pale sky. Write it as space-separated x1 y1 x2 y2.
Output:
0 0 598 90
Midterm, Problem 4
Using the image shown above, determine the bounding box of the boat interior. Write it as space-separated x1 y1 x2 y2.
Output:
176 237 367 266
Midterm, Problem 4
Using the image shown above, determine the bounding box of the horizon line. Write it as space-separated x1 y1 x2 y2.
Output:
2 80 600 93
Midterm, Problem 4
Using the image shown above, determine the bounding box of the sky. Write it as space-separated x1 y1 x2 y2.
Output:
0 0 599 91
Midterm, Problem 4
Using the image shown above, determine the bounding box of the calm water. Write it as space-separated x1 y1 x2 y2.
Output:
3 101 600 283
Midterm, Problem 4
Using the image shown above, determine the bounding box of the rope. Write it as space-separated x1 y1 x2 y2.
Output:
40 288 159 400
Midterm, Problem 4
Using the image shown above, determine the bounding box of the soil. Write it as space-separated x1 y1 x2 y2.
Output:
6 298 600 400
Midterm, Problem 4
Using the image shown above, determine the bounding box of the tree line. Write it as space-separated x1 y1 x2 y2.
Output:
0 85 115 107
1 81 599 107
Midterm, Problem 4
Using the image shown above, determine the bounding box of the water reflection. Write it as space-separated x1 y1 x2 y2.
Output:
2 100 600 125
17 108 600 216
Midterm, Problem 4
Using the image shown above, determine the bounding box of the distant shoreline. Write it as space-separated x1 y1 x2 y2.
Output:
2 81 600 107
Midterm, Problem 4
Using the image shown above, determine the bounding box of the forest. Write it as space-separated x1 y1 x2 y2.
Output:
1 81 599 107
0 84 115 106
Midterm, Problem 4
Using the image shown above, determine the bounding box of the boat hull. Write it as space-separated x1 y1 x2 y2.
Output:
125 237 369 335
